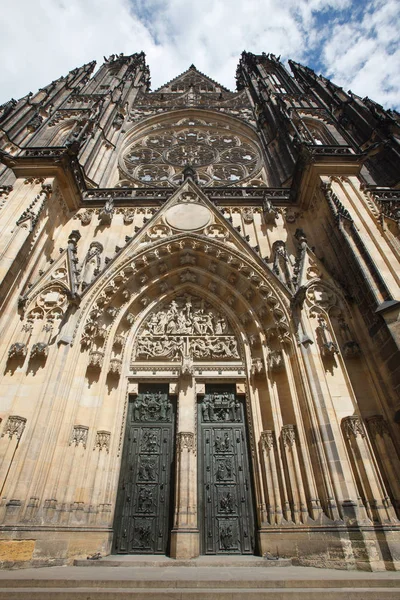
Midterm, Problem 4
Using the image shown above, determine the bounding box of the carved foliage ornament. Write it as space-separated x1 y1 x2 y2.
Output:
342 415 365 440
2 416 26 440
94 431 111 452
366 415 389 438
177 432 195 452
70 425 89 448
133 296 240 361
261 430 275 452
282 424 296 447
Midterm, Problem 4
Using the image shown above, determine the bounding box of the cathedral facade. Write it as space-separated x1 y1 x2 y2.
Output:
0 51 399 570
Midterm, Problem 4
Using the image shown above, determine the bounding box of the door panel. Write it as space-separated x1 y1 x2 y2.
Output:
114 384 175 554
199 384 255 554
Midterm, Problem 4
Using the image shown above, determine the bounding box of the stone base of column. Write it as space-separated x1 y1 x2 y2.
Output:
258 526 400 571
170 529 199 559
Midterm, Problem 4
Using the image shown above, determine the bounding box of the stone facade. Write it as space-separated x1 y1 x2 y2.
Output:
0 51 399 570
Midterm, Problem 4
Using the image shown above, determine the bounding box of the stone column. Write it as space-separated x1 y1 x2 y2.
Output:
342 415 397 523
366 415 400 515
281 424 309 524
170 374 199 558
0 416 26 524
260 430 283 525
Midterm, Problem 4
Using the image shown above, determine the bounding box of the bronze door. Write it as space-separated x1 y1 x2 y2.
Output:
198 384 255 554
114 384 175 554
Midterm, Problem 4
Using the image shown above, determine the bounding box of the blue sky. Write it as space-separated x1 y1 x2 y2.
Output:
0 0 399 109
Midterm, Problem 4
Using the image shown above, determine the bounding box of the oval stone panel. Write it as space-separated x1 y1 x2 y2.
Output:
165 203 211 231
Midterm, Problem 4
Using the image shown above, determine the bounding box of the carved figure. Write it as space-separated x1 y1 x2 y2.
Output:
216 458 233 481
220 492 235 513
134 296 241 361
220 524 234 549
141 430 159 452
81 242 103 289
133 392 172 422
135 523 152 548
138 458 157 481
98 198 114 225
138 487 153 513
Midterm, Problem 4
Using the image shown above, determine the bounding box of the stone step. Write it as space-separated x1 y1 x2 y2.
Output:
2 577 400 589
74 555 289 568
0 587 399 599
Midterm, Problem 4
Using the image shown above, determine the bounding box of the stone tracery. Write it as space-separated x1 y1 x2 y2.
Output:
120 120 262 187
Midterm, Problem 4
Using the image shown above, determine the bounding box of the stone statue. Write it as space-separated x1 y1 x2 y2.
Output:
81 242 103 289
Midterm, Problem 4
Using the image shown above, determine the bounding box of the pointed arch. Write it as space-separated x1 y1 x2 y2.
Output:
74 231 296 384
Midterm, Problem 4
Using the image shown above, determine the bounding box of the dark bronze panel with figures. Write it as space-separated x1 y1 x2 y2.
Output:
114 384 175 554
198 384 255 554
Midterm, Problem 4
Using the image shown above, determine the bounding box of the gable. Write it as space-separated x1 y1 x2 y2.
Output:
155 65 230 94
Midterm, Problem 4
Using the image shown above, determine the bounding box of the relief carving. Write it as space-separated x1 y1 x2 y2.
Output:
138 457 157 481
216 457 235 481
219 492 236 513
201 392 241 422
133 296 240 361
132 391 172 422
214 432 232 452
140 429 160 452
137 487 154 513
220 523 237 550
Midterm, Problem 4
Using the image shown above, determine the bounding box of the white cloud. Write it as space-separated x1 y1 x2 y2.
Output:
320 0 400 108
0 0 398 109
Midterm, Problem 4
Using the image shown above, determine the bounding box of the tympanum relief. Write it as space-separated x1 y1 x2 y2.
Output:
133 296 241 362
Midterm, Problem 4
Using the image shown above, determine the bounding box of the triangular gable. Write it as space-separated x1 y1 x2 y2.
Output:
80 178 291 298
19 245 78 311
154 65 231 94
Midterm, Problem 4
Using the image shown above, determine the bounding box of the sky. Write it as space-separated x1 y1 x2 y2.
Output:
0 0 399 110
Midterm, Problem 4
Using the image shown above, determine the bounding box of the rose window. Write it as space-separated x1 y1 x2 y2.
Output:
120 121 262 187
165 144 216 167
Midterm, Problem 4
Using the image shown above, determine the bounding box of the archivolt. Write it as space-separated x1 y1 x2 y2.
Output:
75 234 295 375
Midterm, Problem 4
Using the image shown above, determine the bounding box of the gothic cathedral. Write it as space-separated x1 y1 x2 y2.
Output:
0 51 399 570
